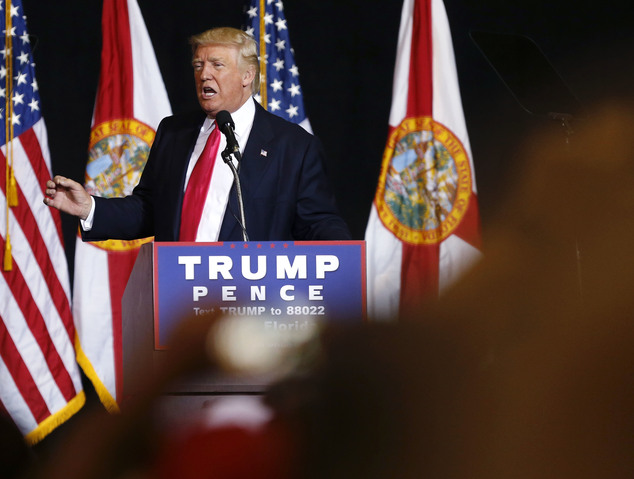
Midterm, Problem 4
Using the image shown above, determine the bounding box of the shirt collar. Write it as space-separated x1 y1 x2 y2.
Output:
229 97 256 142
202 97 256 141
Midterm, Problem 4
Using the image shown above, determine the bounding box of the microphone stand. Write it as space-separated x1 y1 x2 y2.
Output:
221 147 249 241
548 112 583 300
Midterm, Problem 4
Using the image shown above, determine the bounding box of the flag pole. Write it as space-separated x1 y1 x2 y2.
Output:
3 0 14 271
258 0 267 108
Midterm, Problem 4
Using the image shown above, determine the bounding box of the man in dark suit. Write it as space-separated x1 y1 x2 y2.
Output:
44 27 350 242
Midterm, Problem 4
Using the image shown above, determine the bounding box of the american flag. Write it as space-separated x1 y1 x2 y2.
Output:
245 0 311 132
0 0 84 444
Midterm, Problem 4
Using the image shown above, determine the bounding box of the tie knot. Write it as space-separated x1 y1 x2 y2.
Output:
208 122 221 145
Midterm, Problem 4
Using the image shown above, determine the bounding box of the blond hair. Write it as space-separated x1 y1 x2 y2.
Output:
189 27 260 94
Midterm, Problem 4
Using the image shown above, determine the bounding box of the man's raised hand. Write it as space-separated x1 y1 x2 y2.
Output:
43 175 92 220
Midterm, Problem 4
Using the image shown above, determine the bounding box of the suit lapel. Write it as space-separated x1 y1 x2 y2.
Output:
173 113 207 189
165 112 206 240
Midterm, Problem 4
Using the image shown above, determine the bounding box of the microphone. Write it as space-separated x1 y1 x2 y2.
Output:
215 110 248 241
216 110 241 162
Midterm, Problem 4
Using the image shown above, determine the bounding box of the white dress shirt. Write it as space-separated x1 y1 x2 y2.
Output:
187 98 255 241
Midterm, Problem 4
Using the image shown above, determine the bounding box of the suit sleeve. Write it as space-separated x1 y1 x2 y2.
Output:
292 135 352 240
81 120 168 241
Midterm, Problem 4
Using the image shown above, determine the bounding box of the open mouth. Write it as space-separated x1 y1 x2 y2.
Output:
202 86 216 99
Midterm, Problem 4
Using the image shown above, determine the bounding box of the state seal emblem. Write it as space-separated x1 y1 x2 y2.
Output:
375 116 472 245
84 118 156 251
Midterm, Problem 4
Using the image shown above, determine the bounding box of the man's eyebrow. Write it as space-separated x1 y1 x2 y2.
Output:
193 55 224 63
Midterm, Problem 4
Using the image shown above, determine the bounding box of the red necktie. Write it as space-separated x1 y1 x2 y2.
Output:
179 124 221 241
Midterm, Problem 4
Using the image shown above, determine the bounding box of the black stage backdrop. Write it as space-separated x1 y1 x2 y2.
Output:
21 0 634 283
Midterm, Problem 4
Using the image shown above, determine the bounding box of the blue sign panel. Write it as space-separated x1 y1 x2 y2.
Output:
153 241 366 349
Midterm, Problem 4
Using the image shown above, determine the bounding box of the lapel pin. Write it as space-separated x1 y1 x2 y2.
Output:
260 149 268 157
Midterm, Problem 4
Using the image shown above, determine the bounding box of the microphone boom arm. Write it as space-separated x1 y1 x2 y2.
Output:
222 148 248 241
216 110 248 241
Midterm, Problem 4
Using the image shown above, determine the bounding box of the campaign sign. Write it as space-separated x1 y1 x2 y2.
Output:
153 241 366 349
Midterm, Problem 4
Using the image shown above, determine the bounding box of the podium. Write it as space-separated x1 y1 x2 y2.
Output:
121 240 366 405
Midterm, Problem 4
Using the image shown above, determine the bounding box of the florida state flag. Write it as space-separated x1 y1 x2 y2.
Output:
365 0 482 320
73 0 171 409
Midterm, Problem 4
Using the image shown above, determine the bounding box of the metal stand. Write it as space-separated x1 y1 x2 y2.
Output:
548 111 584 301
222 148 249 242
471 31 587 301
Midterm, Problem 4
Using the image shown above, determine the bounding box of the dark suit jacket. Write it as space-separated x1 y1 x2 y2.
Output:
83 100 351 242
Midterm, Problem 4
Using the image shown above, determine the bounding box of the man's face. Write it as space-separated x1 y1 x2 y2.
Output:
192 44 254 118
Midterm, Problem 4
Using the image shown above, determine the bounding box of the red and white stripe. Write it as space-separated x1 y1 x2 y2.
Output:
73 0 171 409
1 119 84 444
365 0 482 320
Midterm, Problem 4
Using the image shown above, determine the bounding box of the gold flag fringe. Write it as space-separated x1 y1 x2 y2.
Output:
7 165 18 206
3 235 12 271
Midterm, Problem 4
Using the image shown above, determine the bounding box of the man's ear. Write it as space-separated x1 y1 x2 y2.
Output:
242 66 256 88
